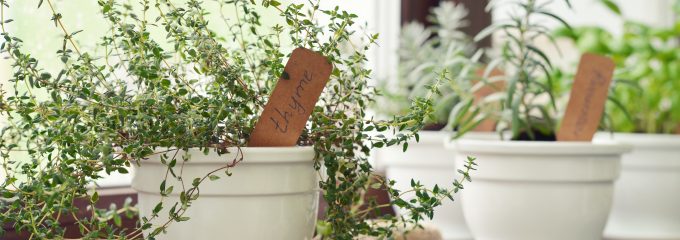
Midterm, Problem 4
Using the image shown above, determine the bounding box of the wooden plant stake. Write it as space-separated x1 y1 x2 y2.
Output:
557 53 615 141
472 67 505 132
249 48 333 147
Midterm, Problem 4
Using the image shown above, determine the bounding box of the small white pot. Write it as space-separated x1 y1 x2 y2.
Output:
449 139 630 240
374 131 497 240
132 147 319 240
595 133 680 240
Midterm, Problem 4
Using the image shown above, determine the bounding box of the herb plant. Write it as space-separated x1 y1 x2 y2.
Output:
450 0 573 140
377 2 481 130
555 0 680 134
0 0 475 239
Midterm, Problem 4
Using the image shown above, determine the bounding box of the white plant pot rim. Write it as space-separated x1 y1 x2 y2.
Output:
379 130 498 169
133 146 317 196
451 139 632 156
376 131 451 169
140 146 315 165
595 132 680 149
372 130 450 146
596 132 680 170
450 139 630 182
413 130 450 145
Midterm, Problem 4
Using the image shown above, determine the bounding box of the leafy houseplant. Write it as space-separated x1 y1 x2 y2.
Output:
445 0 631 239
450 0 568 140
555 0 680 134
372 3 482 239
555 1 680 238
0 0 476 239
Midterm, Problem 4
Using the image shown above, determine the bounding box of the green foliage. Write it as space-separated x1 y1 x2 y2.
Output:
450 0 572 140
555 0 680 134
0 0 475 239
377 2 480 128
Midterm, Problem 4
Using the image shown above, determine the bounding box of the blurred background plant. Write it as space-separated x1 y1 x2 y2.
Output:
377 2 481 130
555 0 680 134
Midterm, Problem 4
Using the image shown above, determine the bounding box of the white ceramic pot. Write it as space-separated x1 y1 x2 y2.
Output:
595 133 680 240
449 139 630 240
374 131 498 240
132 147 319 240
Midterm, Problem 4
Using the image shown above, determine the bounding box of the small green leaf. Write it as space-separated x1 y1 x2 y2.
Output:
2 191 15 198
599 0 622 15
91 192 99 203
40 72 51 80
160 180 166 192
178 88 188 95
113 214 122 227
152 202 163 214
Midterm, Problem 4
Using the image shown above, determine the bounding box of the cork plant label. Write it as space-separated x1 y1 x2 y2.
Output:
248 48 333 147
557 53 615 141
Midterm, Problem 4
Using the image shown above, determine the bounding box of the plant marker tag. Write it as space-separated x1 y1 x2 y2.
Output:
248 48 333 147
557 53 615 141
473 68 505 132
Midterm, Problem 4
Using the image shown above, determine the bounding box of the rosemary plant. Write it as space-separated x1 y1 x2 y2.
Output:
450 0 573 140
0 0 475 239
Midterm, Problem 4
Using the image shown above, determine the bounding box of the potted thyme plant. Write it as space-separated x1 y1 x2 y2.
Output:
0 0 476 239
373 2 482 239
445 0 631 239
555 1 680 238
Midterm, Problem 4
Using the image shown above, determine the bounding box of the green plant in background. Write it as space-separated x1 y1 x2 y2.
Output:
449 0 573 140
554 0 680 134
377 2 481 130
0 0 476 239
